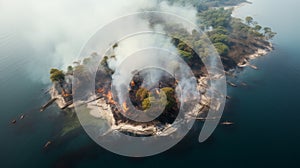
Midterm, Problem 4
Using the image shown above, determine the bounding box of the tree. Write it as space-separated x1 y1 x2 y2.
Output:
50 68 65 82
254 25 262 32
263 27 272 35
179 50 193 59
245 16 253 25
213 42 229 56
136 88 149 101
142 97 151 110
209 33 229 44
160 87 176 111
199 8 232 28
212 26 229 35
140 87 175 111
100 56 114 74
266 31 277 40
263 27 276 40
67 66 73 74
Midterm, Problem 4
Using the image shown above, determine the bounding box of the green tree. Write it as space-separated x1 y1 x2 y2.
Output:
161 87 176 111
213 42 229 56
50 68 65 82
178 50 193 59
209 33 229 44
136 88 149 101
142 98 151 111
67 66 73 74
245 16 253 25
263 27 271 35
263 27 276 40
254 25 262 32
199 8 232 28
266 31 277 40
141 87 175 111
212 26 229 35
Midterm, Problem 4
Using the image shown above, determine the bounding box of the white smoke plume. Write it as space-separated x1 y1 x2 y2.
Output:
0 0 197 83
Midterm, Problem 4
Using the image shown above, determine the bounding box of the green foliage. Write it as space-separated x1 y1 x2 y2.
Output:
212 26 229 35
266 31 277 40
209 33 229 44
263 27 271 34
100 56 109 67
177 42 186 50
263 27 277 40
231 18 250 33
67 66 73 74
140 87 175 111
136 88 149 101
161 87 175 100
178 50 193 59
50 68 65 82
100 56 114 74
199 8 232 28
161 87 176 110
254 25 262 31
142 97 151 111
245 16 253 25
213 42 229 56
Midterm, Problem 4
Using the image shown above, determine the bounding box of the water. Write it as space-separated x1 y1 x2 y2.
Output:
1 0 300 167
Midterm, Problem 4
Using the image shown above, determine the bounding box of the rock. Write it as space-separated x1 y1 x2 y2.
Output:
20 115 25 120
11 119 16 124
44 141 52 148
220 121 234 125
227 82 237 87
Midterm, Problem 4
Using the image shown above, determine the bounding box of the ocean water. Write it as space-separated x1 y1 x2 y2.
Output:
1 0 300 167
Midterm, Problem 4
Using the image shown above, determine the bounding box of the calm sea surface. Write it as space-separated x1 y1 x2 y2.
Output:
1 0 300 167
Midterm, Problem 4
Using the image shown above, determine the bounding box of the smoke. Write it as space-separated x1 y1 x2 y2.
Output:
0 0 198 84
109 31 198 108
0 0 151 83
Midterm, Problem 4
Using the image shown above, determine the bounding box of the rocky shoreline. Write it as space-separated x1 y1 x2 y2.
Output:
47 74 216 136
237 42 273 69
45 1 274 137
46 45 272 137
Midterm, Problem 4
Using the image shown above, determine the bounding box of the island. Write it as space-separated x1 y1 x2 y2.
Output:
44 0 276 138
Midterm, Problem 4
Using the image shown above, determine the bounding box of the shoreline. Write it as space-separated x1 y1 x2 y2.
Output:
47 74 215 136
84 75 214 136
230 1 274 69
237 42 273 69
46 0 274 137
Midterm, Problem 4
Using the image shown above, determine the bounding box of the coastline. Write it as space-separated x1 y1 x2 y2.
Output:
46 0 274 137
228 0 274 69
80 75 214 136
237 42 273 69
47 73 216 136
